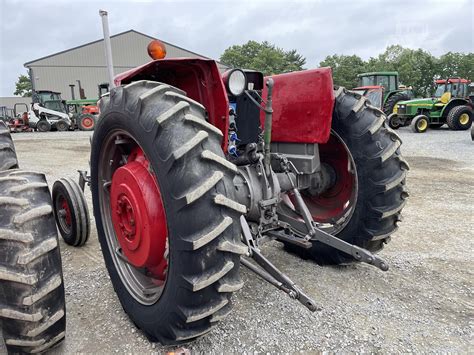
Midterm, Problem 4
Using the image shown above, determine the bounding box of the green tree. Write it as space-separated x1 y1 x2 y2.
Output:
14 74 32 97
220 40 306 76
319 54 367 88
436 52 474 80
367 45 437 96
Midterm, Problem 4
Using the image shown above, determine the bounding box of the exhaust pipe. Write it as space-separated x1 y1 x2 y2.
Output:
99 9 116 89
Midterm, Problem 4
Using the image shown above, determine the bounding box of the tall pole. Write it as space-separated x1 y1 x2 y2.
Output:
99 9 116 88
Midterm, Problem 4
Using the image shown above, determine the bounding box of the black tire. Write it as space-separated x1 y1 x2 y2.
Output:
387 113 401 129
92 80 246 344
446 105 473 130
410 114 429 133
383 92 411 115
0 170 66 353
52 178 90 247
285 87 409 264
55 120 69 132
36 120 51 133
77 114 96 131
0 121 19 171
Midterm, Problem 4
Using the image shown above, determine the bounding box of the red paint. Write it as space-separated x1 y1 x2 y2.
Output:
60 197 72 227
435 78 470 84
299 133 356 222
110 147 168 280
81 116 94 129
115 58 229 150
82 105 99 115
261 68 334 144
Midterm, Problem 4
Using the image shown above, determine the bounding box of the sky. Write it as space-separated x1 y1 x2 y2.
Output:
0 0 473 96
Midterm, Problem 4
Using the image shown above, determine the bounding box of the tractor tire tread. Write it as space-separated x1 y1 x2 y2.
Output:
0 169 66 354
94 80 243 344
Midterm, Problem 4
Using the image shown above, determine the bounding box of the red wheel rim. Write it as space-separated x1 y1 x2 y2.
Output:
291 132 357 230
110 146 168 282
58 196 72 233
82 116 94 129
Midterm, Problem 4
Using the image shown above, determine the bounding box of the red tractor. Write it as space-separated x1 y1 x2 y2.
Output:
50 40 408 346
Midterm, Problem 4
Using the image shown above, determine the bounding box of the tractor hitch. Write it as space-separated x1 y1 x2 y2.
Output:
286 169 389 271
240 216 319 312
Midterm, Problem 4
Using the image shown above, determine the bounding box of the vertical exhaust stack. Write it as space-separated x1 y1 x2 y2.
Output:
99 9 116 89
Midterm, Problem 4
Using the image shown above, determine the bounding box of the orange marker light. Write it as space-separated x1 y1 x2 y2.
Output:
147 40 167 60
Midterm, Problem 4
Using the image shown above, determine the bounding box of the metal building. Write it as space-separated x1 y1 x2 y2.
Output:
24 30 226 100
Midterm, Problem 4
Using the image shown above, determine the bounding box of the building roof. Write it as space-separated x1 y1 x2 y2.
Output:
24 29 222 67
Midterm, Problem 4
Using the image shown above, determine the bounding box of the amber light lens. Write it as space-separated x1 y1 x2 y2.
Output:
147 40 167 60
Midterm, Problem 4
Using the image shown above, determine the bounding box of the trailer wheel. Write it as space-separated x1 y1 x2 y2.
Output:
56 120 69 132
52 177 90 247
410 115 429 133
0 170 66 354
446 105 473 130
284 87 408 265
383 92 411 115
92 81 245 344
37 120 51 132
0 121 18 171
78 114 96 131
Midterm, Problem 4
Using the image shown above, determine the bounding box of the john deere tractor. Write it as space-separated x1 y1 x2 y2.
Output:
388 78 473 133
354 71 412 114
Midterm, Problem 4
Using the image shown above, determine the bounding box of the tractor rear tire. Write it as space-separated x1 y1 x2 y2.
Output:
285 87 409 265
383 92 411 115
0 170 66 354
52 178 90 247
92 80 245 344
446 105 473 130
410 115 429 133
78 114 96 131
0 121 19 171
37 120 51 133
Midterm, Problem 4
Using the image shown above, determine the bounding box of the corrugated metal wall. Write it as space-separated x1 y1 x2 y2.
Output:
25 31 226 100
0 97 31 109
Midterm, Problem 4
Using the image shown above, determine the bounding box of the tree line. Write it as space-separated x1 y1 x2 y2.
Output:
221 41 473 97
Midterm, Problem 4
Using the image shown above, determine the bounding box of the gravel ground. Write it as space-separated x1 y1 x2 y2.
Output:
2 126 473 353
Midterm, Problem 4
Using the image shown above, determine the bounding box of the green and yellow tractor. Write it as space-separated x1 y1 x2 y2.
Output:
388 78 473 133
354 71 412 114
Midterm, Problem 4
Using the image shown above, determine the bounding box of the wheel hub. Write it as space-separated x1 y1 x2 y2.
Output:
460 113 469 125
59 197 72 229
110 148 168 279
82 117 94 128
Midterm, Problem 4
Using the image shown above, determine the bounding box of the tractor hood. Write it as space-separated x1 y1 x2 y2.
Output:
397 97 436 107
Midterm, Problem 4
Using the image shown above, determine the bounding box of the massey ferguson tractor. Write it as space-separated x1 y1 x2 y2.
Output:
48 37 409 346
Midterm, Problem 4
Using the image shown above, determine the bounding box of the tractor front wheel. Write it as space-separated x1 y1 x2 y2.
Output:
387 113 401 129
446 105 473 130
92 81 245 344
285 87 408 264
410 115 429 133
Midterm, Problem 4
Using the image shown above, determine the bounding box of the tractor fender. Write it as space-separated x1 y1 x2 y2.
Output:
114 58 230 149
441 98 472 118
262 68 334 144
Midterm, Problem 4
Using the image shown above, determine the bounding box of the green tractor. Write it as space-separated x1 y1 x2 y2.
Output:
354 71 412 114
388 78 473 133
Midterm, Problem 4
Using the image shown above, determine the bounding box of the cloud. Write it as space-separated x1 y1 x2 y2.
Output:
0 0 472 96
